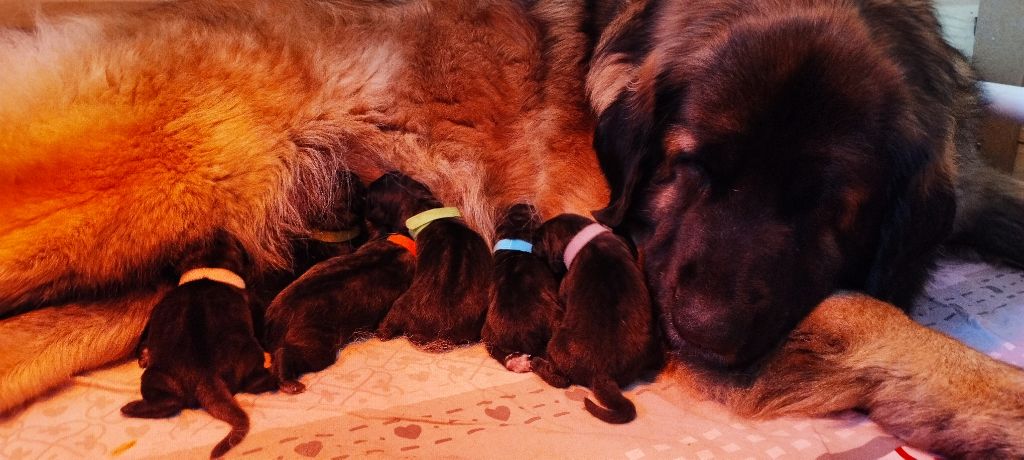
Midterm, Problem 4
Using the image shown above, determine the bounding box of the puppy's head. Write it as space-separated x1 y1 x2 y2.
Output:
308 170 367 232
533 214 598 276
589 6 955 367
365 171 443 237
495 203 542 240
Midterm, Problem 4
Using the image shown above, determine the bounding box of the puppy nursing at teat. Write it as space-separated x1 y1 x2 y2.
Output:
122 232 277 459
482 203 562 372
263 173 418 393
531 214 661 424
253 170 368 308
375 173 493 348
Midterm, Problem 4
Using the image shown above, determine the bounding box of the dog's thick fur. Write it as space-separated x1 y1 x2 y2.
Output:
264 174 417 392
2 1 1024 456
531 213 659 424
587 0 976 367
374 172 493 347
481 204 562 369
254 170 368 308
122 233 277 458
291 170 368 271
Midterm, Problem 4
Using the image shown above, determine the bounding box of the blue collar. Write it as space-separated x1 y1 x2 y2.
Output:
493 239 533 253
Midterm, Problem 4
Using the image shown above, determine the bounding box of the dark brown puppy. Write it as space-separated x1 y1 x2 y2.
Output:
481 203 562 371
374 172 493 348
531 213 659 424
292 170 368 272
122 232 276 459
263 174 417 393
252 170 367 308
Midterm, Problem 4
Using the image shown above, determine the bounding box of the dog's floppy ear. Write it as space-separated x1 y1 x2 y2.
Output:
592 93 659 227
864 137 955 308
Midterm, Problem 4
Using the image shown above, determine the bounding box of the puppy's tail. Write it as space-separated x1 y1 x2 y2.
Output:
198 378 250 459
952 161 1024 266
0 287 168 416
584 376 636 424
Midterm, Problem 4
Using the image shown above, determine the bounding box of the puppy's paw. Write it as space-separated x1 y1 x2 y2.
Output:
278 380 306 395
530 356 570 388
376 314 401 340
139 348 152 368
504 353 532 373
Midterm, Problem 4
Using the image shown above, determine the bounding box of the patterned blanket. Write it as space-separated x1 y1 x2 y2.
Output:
2 257 1021 459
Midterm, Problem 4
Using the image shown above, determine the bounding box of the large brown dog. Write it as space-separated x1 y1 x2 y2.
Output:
587 0 1001 368
1 1 1022 456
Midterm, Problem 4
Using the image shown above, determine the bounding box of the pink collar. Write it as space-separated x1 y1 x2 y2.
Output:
563 223 611 269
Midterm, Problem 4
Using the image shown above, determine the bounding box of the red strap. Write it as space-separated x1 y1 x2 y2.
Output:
894 447 918 460
386 234 417 257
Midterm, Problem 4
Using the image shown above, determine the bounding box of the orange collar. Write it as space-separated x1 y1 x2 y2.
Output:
386 234 417 256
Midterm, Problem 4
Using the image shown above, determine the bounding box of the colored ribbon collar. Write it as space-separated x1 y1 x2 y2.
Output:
178 267 246 290
386 233 418 256
309 228 360 243
494 239 533 253
406 207 461 239
563 223 611 269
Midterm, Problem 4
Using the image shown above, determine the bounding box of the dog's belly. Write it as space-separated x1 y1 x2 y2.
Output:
0 0 606 310
308 1 608 234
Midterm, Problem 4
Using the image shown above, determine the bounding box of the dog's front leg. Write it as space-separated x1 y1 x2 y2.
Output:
671 293 1024 459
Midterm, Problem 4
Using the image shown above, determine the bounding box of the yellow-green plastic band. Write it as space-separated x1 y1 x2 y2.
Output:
406 207 461 239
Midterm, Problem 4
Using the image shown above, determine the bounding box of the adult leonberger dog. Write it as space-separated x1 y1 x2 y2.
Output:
1 0 1023 456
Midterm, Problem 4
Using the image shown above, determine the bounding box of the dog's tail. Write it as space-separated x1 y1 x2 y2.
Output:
0 287 168 416
197 377 250 459
584 375 636 424
952 161 1024 267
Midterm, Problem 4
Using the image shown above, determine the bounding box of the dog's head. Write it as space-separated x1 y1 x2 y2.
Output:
365 171 443 237
589 4 955 367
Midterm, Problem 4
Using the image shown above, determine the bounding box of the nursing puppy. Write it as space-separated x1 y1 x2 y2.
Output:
292 170 368 272
264 174 417 393
375 172 493 347
253 170 367 308
531 213 659 424
481 204 562 372
122 232 276 459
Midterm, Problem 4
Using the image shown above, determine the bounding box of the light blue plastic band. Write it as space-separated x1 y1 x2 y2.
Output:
493 239 533 253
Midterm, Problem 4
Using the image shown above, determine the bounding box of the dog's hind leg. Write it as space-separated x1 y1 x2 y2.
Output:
0 286 169 415
671 293 1024 459
530 356 571 388
121 398 184 419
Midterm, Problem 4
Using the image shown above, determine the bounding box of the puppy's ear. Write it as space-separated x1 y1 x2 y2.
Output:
864 137 955 308
592 93 659 227
532 222 569 277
